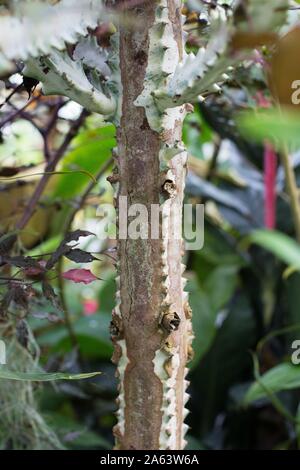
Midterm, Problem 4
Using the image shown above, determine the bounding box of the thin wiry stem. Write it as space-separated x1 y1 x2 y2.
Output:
56 257 78 350
57 156 113 351
0 94 41 128
16 109 89 231
280 147 300 243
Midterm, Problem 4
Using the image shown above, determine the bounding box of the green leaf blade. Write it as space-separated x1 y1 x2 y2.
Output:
244 363 300 405
0 369 101 382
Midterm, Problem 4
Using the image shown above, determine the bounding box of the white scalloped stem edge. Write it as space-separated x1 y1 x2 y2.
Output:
1 0 101 59
24 50 116 115
0 0 104 74
134 0 180 131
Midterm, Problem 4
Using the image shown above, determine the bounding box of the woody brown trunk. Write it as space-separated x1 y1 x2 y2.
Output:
110 0 193 450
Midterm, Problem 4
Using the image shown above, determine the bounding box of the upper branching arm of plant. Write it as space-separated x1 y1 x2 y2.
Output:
0 0 104 70
0 0 291 120
0 0 119 116
151 0 290 110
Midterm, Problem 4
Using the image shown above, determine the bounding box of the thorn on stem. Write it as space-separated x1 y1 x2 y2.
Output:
161 311 180 332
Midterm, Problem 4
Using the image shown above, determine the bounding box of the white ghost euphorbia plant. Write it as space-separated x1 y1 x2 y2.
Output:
0 0 289 450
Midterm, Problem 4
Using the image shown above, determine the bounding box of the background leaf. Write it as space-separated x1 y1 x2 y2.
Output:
52 125 115 199
244 363 300 405
0 369 101 382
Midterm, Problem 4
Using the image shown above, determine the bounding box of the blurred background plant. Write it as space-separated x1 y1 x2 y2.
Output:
1 0 300 450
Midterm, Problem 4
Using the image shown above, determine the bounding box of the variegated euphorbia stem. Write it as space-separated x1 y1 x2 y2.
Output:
109 0 193 450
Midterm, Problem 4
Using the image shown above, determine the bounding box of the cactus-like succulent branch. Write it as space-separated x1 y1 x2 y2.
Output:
0 0 289 121
0 0 121 119
23 32 121 118
0 0 292 452
151 0 289 113
152 3 233 113
0 0 108 75
112 0 194 449
24 51 116 116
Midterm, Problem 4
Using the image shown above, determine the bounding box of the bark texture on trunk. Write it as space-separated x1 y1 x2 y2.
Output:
110 0 193 450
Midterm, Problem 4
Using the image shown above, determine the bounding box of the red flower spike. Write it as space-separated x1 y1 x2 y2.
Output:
83 299 99 316
264 143 277 230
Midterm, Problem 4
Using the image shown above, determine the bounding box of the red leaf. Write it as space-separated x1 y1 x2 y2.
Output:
62 269 98 284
